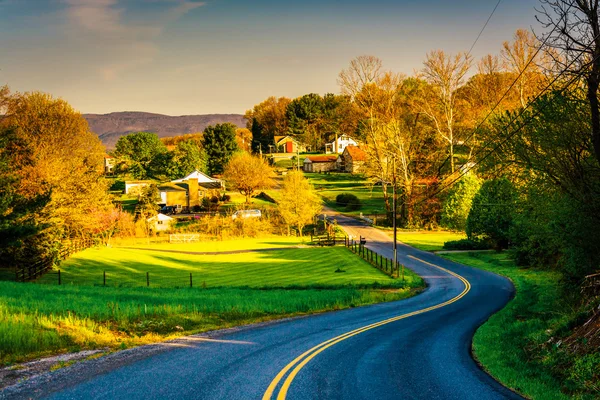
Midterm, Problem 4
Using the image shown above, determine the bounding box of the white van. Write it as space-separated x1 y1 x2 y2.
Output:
232 209 262 220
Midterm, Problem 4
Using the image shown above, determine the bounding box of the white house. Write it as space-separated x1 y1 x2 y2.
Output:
147 213 174 232
326 135 358 154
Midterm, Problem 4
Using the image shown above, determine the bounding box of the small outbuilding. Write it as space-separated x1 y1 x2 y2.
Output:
303 155 338 173
338 145 367 174
147 213 174 232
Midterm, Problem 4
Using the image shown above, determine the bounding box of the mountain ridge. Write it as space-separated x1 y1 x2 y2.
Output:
84 111 246 149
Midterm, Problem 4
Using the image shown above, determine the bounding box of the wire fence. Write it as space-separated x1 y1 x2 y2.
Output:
41 270 205 289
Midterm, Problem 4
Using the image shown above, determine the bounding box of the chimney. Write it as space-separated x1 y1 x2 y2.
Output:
188 178 199 208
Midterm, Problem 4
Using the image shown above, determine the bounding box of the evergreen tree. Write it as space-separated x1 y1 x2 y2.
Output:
202 123 239 175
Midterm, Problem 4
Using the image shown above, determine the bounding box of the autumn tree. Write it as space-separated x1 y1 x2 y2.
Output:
202 123 239 175
421 49 473 173
1 90 114 265
236 128 253 152
224 153 275 203
278 171 322 236
501 29 542 107
165 138 207 180
245 96 291 153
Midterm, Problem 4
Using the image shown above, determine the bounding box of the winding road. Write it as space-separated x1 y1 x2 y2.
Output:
4 213 520 400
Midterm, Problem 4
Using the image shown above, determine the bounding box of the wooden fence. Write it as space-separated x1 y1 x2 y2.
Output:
15 238 95 282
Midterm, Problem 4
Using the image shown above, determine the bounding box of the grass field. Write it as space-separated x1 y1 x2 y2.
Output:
441 252 597 399
42 245 421 288
305 172 386 215
1 240 423 365
393 231 467 251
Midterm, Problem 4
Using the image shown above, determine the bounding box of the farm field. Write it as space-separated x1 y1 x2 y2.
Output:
1 241 423 365
305 172 386 216
40 245 421 288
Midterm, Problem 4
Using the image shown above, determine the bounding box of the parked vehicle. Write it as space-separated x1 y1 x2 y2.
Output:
232 209 262 220
160 206 175 215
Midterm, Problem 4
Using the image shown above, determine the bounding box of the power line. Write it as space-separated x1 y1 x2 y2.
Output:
415 32 600 205
467 0 503 57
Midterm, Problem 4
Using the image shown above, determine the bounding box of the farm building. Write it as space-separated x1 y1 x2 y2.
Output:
124 180 153 195
326 135 359 154
172 170 224 188
147 213 174 232
274 135 306 153
337 145 367 173
303 155 338 173
158 171 223 212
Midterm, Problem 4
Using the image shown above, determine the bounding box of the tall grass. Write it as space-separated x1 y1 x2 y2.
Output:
0 282 417 364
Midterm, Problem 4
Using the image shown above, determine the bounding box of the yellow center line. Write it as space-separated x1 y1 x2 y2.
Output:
262 255 471 400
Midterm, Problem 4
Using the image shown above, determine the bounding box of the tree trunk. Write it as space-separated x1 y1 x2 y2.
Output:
589 76 600 165
449 141 455 173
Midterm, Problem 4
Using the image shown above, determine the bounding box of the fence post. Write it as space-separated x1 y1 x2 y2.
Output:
103 271 106 286
58 269 61 285
401 264 405 282
190 272 193 288
386 258 388 272
146 272 150 287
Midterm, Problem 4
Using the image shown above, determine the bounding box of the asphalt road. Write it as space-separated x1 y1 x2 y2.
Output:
5 213 520 400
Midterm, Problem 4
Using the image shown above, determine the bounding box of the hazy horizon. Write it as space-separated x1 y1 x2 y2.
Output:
1 0 541 115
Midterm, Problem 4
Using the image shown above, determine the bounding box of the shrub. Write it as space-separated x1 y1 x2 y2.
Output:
345 197 361 211
443 238 490 251
441 173 482 231
336 193 359 207
221 194 231 202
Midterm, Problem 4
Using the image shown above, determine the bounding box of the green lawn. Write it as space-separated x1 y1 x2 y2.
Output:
1 241 423 364
393 231 467 251
43 245 421 289
305 172 386 215
442 252 597 400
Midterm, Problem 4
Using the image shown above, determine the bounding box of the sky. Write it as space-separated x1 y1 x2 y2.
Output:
0 0 542 115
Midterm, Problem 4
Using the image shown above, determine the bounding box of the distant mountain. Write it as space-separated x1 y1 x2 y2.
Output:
84 112 246 149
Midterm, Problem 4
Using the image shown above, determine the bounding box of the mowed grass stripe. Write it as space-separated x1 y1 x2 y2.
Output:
42 246 421 288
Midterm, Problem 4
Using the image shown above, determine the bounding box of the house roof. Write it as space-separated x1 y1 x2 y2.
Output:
158 181 222 192
304 155 338 163
172 170 220 184
275 135 299 145
344 145 367 161
125 180 153 185
147 213 174 222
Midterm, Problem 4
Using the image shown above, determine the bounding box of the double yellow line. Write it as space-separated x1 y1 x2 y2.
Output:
262 255 472 400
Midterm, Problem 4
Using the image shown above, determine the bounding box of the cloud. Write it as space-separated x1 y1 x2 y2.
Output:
62 0 204 80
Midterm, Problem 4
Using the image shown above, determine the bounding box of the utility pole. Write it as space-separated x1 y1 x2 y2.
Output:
392 158 397 278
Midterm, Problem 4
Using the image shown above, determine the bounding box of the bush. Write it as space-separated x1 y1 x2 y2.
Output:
345 197 361 211
336 193 361 211
221 194 231 202
443 238 490 251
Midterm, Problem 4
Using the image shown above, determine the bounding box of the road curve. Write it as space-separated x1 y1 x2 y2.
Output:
4 214 520 400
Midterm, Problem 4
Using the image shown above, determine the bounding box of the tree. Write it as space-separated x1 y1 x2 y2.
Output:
114 132 167 179
165 138 207 180
441 173 482 231
1 90 114 265
245 96 291 153
286 93 325 150
467 178 517 249
421 50 473 173
278 171 322 236
202 123 239 175
235 128 253 152
501 29 542 108
224 153 275 203
537 0 600 165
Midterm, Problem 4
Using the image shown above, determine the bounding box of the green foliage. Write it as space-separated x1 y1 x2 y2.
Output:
165 139 207 180
114 132 167 179
336 193 362 211
444 252 598 399
441 173 482 231
202 123 239 175
467 178 517 249
134 184 160 221
443 238 490 251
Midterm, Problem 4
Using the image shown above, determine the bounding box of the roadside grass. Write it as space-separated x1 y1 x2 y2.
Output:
0 282 418 365
393 231 467 252
443 252 596 400
40 245 422 289
305 172 386 215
